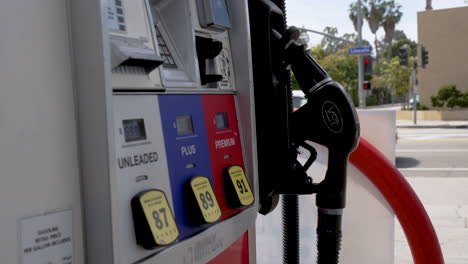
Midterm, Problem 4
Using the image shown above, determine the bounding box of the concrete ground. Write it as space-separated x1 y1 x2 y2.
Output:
397 120 468 129
255 118 468 264
395 126 468 264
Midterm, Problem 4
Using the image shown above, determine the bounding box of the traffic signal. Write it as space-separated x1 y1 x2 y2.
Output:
363 55 372 76
399 47 408 66
421 46 429 68
363 81 371 90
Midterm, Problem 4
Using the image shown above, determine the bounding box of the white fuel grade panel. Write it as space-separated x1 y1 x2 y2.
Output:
113 95 174 263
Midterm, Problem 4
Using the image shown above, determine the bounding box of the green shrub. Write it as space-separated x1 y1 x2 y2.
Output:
458 91 468 107
409 103 429 110
430 84 468 109
366 95 378 106
418 104 430 110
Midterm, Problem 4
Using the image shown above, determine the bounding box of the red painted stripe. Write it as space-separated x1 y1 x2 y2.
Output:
209 232 249 264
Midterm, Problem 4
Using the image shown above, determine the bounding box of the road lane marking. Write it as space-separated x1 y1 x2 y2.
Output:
398 138 468 143
397 149 468 153
398 168 468 171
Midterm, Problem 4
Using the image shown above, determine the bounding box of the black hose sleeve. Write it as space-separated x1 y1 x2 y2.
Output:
282 195 300 264
270 0 301 263
316 209 343 264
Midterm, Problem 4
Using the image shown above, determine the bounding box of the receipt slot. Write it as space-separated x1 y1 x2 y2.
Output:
72 0 257 262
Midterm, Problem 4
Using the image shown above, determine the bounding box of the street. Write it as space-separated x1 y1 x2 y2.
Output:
395 127 468 264
255 126 468 264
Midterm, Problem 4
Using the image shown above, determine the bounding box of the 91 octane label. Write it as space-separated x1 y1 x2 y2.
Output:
139 190 179 246
227 166 254 206
190 176 222 223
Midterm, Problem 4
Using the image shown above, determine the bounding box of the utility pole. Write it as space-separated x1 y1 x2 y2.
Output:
298 28 355 45
412 68 417 124
357 0 365 108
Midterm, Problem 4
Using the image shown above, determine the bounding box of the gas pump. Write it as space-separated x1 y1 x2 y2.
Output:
71 0 257 263
72 0 360 261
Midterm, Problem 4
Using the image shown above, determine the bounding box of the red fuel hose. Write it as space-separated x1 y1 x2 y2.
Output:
349 138 444 264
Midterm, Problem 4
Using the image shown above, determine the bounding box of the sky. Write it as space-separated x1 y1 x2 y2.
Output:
285 0 468 47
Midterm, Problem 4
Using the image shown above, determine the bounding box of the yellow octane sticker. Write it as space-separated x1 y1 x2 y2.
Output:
140 190 179 246
190 176 222 223
228 166 254 206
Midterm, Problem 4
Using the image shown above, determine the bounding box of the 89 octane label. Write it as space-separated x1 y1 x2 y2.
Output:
140 190 179 246
190 176 222 223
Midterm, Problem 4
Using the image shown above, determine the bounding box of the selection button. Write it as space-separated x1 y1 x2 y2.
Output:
131 189 179 249
224 165 254 208
187 176 222 225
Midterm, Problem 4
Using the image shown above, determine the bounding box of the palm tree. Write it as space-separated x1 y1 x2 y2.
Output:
348 2 363 33
349 1 386 67
426 0 433 10
382 0 402 62
364 0 386 67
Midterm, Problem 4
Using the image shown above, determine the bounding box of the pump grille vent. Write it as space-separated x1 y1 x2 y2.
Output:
112 65 148 75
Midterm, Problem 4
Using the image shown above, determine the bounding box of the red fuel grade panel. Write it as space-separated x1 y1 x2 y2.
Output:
208 232 249 264
202 95 246 219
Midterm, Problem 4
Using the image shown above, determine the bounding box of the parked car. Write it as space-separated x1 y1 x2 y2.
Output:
292 90 307 111
409 94 419 105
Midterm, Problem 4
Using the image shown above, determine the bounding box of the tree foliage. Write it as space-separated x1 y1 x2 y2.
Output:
382 0 402 61
393 29 407 41
431 85 468 109
320 27 357 56
309 19 414 107
297 27 311 46
384 38 417 59
426 0 433 10
380 57 410 101
315 46 358 90
365 0 386 34
310 44 327 60
349 0 403 63
318 26 370 57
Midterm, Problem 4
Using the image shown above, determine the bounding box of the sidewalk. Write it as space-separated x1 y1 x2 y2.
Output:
397 120 468 129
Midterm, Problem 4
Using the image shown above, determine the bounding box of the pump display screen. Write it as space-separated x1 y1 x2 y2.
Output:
123 119 147 142
215 112 229 129
176 115 194 135
210 0 231 28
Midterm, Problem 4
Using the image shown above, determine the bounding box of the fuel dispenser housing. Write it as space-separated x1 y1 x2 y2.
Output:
70 0 258 263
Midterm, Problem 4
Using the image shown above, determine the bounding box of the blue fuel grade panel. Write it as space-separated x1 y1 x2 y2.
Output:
158 94 216 239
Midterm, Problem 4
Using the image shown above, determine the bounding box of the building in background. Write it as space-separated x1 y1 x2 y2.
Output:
417 6 468 107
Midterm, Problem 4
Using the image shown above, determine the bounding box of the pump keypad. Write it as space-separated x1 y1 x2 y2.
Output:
131 190 179 249
224 165 254 208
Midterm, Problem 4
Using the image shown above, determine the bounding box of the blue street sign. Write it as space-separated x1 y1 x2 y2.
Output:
348 46 372 55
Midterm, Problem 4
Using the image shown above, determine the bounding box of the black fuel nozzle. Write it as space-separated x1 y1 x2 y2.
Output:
280 27 360 263
280 26 360 210
292 83 359 209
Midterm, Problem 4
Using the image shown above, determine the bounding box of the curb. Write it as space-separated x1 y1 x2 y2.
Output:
397 125 468 129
